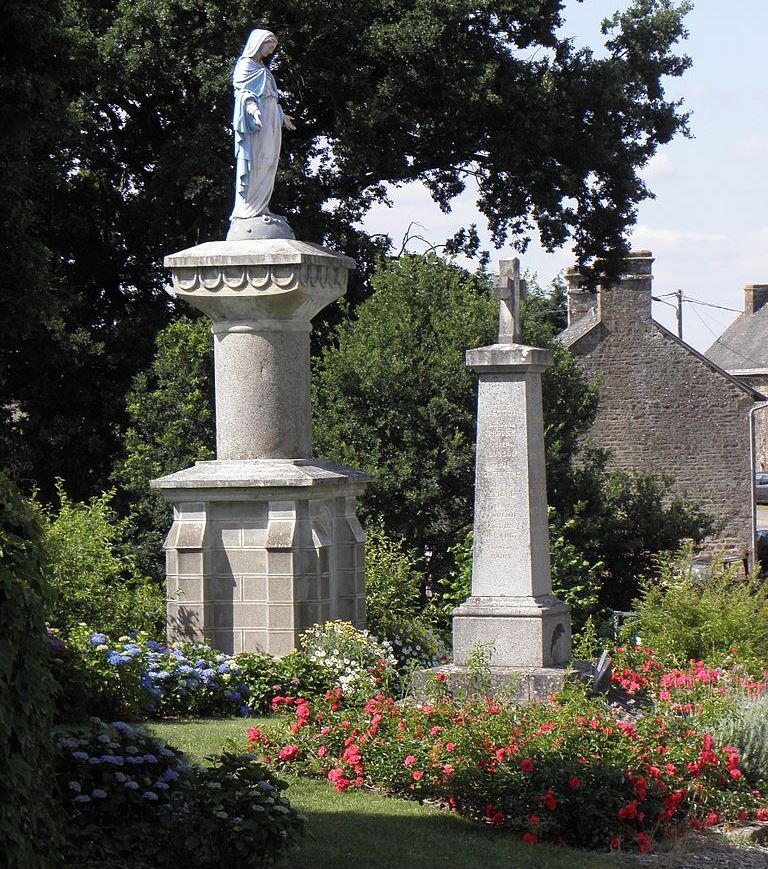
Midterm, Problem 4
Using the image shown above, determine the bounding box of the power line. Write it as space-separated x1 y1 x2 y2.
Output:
682 295 742 314
688 304 765 368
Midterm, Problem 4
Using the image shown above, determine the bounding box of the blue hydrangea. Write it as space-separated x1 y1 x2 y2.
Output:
73 794 92 803
124 780 140 790
68 781 81 792
142 791 159 800
100 755 124 765
92 789 108 799
90 633 108 645
71 751 89 761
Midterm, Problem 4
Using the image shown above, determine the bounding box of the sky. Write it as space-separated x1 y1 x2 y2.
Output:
359 1 768 352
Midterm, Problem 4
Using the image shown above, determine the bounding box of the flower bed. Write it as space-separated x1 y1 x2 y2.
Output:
244 683 768 852
56 719 304 868
51 621 399 721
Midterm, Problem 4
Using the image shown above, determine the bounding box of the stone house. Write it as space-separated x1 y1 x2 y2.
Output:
558 251 764 561
705 285 768 473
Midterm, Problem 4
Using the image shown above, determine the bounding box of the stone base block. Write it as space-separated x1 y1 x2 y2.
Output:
152 458 371 655
452 595 571 668
411 664 569 704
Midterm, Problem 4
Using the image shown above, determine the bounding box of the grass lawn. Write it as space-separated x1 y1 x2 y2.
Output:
147 717 634 869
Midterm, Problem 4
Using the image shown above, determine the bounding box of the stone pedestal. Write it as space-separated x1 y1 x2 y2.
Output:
451 261 571 673
152 239 370 654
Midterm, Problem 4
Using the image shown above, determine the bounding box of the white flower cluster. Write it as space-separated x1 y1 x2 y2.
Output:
300 621 397 698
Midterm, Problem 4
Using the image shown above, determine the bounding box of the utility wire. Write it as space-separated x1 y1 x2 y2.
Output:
682 295 742 314
688 304 765 368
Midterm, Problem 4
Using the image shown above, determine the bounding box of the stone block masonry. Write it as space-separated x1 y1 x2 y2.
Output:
560 252 761 561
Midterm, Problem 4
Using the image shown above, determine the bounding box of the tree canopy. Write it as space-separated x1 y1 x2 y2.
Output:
0 0 692 498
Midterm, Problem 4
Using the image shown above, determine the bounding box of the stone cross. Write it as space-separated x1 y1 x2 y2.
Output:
493 258 526 344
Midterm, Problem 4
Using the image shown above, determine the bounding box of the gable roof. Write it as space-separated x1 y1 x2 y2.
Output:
705 303 768 372
557 311 766 401
557 309 599 347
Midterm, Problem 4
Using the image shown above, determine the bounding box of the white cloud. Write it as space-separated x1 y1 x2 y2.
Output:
630 224 727 247
641 153 675 181
732 135 768 160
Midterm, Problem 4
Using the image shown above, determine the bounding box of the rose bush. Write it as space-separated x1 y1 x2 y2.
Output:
245 683 768 852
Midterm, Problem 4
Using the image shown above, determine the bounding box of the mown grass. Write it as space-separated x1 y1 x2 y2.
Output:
147 717 633 869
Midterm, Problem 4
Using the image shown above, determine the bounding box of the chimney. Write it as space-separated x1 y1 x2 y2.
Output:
598 250 654 328
564 265 596 326
744 284 768 315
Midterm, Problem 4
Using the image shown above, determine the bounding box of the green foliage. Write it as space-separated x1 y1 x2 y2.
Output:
41 484 164 636
550 462 713 613
237 651 337 713
713 694 768 784
112 316 215 581
364 524 425 627
0 472 63 869
173 752 305 867
548 512 604 632
437 520 604 638
56 719 304 868
314 254 498 580
626 549 768 668
61 626 151 720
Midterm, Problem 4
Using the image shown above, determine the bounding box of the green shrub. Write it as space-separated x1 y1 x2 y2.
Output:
626 549 768 668
712 693 768 784
373 616 448 674
173 752 305 867
56 719 304 868
364 523 424 627
237 651 336 712
42 485 164 636
0 472 63 869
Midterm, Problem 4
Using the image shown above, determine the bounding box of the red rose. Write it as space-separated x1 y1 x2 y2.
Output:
520 759 534 775
278 744 298 761
568 776 581 791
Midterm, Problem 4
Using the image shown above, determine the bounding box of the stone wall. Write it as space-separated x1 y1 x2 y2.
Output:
739 373 768 472
562 252 756 559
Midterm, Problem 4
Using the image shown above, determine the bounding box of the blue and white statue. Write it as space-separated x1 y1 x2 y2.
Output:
227 29 296 240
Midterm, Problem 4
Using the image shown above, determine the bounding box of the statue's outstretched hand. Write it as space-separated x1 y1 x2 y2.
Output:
283 115 296 131
246 102 262 127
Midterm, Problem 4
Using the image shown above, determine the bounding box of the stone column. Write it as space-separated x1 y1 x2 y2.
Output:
152 239 371 655
452 259 571 677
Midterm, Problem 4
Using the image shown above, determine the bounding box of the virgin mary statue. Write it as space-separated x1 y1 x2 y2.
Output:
227 29 295 240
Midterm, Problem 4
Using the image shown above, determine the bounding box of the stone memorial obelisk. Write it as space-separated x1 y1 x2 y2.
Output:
451 259 571 695
151 28 370 656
